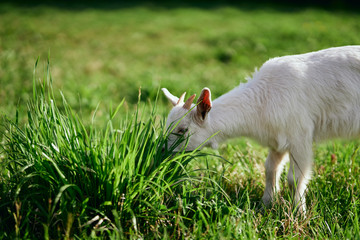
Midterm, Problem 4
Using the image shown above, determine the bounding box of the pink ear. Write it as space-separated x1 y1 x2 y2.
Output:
196 88 212 120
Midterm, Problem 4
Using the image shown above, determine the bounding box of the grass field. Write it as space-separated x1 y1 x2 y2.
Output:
1 1 360 239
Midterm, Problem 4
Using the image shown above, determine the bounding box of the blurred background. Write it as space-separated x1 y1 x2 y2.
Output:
1 0 360 123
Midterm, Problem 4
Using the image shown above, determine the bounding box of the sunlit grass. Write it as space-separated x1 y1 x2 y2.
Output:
0 61 228 238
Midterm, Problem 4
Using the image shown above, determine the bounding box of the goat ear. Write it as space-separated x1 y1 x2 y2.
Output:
162 88 179 106
183 94 196 110
196 88 212 120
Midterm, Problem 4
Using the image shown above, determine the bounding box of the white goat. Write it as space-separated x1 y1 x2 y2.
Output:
162 46 360 213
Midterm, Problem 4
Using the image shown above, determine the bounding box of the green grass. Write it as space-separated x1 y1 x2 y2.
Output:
1 63 217 239
1 1 360 239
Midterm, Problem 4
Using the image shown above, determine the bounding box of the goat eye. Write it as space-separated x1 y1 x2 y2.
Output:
178 128 188 134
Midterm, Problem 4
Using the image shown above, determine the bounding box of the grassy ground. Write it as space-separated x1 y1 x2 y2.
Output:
1 1 360 239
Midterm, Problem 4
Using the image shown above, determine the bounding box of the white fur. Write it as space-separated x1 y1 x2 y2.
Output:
163 46 360 213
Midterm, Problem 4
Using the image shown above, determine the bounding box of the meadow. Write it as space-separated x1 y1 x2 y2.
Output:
1 1 360 239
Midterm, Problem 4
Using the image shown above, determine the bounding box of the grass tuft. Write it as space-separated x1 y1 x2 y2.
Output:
0 60 230 239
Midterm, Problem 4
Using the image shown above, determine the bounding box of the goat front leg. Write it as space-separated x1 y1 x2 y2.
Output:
262 150 289 207
287 142 313 214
